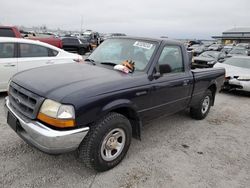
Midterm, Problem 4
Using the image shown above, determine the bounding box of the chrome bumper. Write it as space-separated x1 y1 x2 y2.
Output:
5 97 89 154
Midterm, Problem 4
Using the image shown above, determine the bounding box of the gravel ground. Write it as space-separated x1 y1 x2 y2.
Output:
0 92 250 188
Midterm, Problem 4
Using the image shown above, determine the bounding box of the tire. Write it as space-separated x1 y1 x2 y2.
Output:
78 112 132 172
88 45 92 52
190 90 212 120
78 48 86 55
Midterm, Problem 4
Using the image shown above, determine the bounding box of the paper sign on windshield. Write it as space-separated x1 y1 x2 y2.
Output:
133 41 153 50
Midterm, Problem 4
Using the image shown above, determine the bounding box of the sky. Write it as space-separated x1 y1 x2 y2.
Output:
0 0 250 39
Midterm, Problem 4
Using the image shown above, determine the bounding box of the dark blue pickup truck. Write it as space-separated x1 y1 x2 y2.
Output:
5 37 225 171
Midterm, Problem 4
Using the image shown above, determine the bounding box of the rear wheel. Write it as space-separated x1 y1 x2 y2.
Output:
190 90 212 120
78 112 132 171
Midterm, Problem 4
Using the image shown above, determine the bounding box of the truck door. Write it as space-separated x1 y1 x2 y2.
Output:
0 42 17 91
17 43 55 72
149 45 193 117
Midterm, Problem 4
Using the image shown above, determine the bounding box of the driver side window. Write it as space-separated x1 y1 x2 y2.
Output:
158 45 184 74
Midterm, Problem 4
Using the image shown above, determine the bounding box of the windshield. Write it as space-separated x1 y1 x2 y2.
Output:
224 58 250 69
88 38 157 71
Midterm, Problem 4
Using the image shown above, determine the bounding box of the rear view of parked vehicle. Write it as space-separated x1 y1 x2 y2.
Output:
61 37 91 55
0 37 82 92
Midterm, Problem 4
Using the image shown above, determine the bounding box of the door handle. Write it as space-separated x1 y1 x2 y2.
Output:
183 80 190 86
4 64 16 67
136 91 147 96
46 60 55 64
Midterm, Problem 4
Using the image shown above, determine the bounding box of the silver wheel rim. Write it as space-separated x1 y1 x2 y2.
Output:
101 128 126 161
201 96 210 114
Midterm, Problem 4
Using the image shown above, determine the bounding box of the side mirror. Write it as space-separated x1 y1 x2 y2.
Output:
159 64 172 74
152 64 172 79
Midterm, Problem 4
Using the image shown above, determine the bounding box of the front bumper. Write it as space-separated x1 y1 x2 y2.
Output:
5 97 89 154
227 79 250 92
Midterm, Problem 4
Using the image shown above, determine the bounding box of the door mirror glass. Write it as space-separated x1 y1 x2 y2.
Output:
159 64 172 74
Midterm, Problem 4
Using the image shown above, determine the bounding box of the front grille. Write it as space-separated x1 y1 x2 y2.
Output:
8 82 44 119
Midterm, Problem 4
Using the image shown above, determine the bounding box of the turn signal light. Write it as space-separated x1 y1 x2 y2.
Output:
37 112 75 128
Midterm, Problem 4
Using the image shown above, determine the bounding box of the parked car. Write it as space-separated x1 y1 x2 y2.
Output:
0 26 63 48
227 47 250 57
221 45 234 54
214 56 250 92
187 44 201 51
5 37 225 171
208 44 223 51
61 37 91 55
192 45 207 56
236 43 250 49
0 26 22 38
187 40 203 47
193 51 226 68
0 37 82 92
27 36 63 49
201 41 215 47
81 30 101 48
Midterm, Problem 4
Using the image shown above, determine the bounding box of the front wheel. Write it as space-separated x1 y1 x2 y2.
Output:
78 112 132 171
190 90 212 120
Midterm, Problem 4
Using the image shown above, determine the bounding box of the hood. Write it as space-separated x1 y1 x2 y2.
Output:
194 57 214 62
214 63 250 77
12 63 143 102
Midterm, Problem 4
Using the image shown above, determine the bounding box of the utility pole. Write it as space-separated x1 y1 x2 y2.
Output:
80 15 83 33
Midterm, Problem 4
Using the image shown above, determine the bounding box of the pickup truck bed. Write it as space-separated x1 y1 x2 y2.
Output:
5 37 225 171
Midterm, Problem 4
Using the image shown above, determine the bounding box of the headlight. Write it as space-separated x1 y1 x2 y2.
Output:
237 76 250 81
207 61 216 65
7 79 11 94
38 99 75 128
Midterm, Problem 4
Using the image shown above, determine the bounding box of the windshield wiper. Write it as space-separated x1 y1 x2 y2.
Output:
207 54 215 58
100 62 117 66
85 58 96 65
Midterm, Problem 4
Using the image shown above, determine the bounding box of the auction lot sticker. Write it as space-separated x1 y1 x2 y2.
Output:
133 41 153 50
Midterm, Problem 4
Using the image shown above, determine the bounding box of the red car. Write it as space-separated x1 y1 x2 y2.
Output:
0 26 62 48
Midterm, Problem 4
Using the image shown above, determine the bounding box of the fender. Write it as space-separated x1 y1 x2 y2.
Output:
101 99 138 114
99 99 142 140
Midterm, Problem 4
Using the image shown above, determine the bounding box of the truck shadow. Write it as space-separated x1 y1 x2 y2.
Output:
0 92 7 98
220 90 250 97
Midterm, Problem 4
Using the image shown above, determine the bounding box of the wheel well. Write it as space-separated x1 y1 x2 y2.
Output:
111 107 141 140
208 84 216 106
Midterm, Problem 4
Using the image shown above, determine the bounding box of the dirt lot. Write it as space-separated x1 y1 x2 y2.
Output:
0 92 249 188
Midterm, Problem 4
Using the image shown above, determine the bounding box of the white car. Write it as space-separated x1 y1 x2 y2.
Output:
0 37 83 92
214 56 250 92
